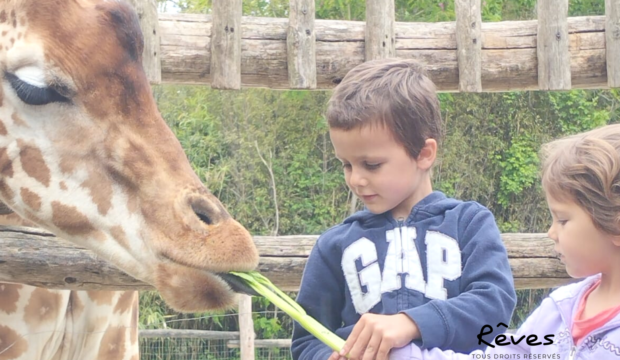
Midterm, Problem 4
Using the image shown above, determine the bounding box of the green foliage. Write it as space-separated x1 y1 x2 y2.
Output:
497 135 539 208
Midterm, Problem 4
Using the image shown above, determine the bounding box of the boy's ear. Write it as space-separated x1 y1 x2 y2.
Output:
417 139 437 170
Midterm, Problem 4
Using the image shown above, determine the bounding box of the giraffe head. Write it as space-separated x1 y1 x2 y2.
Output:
0 0 258 311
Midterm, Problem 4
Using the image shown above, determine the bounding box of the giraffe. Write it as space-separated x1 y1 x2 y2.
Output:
0 0 259 359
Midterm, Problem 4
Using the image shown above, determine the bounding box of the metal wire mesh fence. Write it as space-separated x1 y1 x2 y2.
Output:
140 338 234 360
139 337 294 360
139 309 294 360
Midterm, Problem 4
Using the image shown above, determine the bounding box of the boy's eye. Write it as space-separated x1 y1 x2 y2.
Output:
342 163 352 170
557 220 568 225
364 162 381 170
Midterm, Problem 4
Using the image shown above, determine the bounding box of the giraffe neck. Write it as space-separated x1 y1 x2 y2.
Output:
0 213 139 360
0 284 139 360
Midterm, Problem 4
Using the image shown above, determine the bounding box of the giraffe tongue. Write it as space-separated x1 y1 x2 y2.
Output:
217 273 261 297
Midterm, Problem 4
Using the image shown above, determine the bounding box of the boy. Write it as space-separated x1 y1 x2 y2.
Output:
291 59 517 360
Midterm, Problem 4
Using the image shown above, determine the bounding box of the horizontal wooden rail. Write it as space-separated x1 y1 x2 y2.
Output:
157 14 609 91
139 329 239 339
0 225 571 291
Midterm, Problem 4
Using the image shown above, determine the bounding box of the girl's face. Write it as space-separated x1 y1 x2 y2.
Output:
546 194 619 279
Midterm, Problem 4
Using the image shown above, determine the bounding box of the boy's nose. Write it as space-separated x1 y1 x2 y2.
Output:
349 169 368 187
547 224 557 242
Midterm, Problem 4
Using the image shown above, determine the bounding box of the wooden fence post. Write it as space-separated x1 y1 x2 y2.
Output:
606 0 620 88
365 0 395 60
455 0 482 92
287 0 317 89
537 0 571 90
239 295 255 360
211 0 242 89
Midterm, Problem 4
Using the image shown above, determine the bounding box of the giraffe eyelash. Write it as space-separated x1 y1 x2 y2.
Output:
5 72 70 106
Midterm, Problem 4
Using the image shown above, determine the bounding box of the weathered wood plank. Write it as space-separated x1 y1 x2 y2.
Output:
210 0 242 89
126 0 161 83
156 14 609 91
455 0 482 92
606 0 620 87
228 339 292 349
140 329 239 339
287 0 316 89
537 0 571 90
0 226 572 291
365 0 395 60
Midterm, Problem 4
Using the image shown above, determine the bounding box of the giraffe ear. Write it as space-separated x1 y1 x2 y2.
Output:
0 201 14 215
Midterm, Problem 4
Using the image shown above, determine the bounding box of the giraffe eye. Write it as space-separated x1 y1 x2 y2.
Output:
5 72 70 106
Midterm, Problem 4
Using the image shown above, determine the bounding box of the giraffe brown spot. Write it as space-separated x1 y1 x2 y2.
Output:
20 187 41 211
110 226 129 249
87 291 115 306
86 316 109 335
1 31 6 37
11 113 26 127
59 156 78 174
9 38 13 46
0 283 22 314
19 17 25 27
113 290 136 314
90 230 107 243
0 180 14 202
127 190 139 214
17 140 50 187
0 11 5 23
83 170 112 216
51 201 95 236
96 326 126 360
23 288 62 329
0 325 28 359
59 181 67 190
22 210 39 226
0 148 12 178
0 213 35 227
0 121 6 136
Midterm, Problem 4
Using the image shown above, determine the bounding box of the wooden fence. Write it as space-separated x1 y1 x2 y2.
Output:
130 0 620 92
0 225 570 291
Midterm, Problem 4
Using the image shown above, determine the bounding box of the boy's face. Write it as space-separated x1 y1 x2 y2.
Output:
546 194 620 279
330 125 434 219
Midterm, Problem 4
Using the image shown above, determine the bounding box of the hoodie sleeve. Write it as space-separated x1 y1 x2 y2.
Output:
403 207 517 352
402 300 552 360
291 237 349 360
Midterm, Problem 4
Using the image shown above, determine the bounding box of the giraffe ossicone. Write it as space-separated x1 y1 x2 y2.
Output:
0 0 259 313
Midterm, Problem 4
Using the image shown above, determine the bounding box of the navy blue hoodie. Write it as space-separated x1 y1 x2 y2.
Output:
291 191 517 360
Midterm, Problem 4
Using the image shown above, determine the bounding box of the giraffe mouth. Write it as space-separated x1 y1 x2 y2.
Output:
158 252 259 295
217 273 261 296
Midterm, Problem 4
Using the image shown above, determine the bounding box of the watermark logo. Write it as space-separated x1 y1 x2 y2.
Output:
477 323 555 348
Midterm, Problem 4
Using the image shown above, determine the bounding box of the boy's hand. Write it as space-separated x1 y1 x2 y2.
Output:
337 313 420 360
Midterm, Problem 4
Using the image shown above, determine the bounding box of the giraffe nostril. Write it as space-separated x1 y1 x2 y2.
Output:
189 196 220 226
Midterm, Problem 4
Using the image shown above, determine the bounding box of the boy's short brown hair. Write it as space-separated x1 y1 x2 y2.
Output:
541 124 620 236
326 58 442 159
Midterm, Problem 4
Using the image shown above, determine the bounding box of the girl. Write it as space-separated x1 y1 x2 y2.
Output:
387 124 620 360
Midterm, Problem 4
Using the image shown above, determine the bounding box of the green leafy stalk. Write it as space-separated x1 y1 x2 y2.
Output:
230 271 346 352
